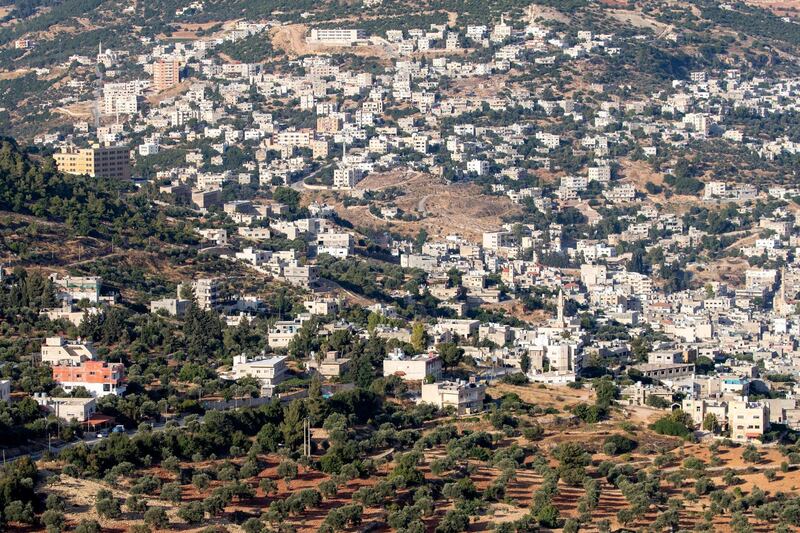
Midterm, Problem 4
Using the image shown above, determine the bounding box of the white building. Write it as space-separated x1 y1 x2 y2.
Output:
421 380 486 415
41 337 97 366
309 28 367 45
728 399 769 442
268 320 305 348
228 354 288 395
467 159 489 176
50 275 101 304
383 351 443 381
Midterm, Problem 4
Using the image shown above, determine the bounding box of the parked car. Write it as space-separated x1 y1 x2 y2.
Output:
111 424 126 434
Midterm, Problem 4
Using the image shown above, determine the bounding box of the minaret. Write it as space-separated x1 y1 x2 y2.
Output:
776 266 788 316
557 289 565 325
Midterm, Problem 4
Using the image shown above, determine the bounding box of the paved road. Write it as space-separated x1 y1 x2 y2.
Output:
290 164 333 191
7 416 188 463
417 194 432 216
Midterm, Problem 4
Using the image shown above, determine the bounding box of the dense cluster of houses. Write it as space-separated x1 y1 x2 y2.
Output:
14 11 800 442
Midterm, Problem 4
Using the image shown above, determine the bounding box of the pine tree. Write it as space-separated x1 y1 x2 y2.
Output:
280 400 305 452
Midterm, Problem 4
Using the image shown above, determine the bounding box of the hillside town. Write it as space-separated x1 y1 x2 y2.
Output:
20 11 800 440
4 0 800 531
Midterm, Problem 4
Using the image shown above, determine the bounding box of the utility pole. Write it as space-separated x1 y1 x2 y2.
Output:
302 418 311 458
302 418 307 458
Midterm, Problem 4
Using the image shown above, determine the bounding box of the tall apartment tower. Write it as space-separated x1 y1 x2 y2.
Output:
178 278 221 310
53 145 131 180
152 60 182 91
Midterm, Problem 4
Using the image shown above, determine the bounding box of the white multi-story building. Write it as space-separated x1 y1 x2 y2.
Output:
467 159 489 175
103 82 140 115
267 320 305 348
383 351 442 381
728 400 769 442
309 28 367 45
52 360 126 398
317 232 354 258
421 380 486 415
333 167 362 189
41 337 97 366
483 230 512 250
50 274 101 304
588 165 611 183
227 354 287 395
179 278 221 310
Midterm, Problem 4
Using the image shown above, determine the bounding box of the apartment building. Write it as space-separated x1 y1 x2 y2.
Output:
238 227 272 241
179 278 221 310
52 360 126 397
682 398 729 427
53 145 131 180
304 297 338 316
482 230 512 250
421 380 486 415
267 320 305 348
308 351 351 379
436 319 480 338
309 28 367 45
228 354 287 394
283 264 319 288
149 292 190 317
153 60 182 91
34 394 97 422
311 139 330 159
333 167 362 189
467 159 489 175
41 337 97 366
316 232 354 258
588 165 611 183
383 351 443 381
50 274 102 303
728 400 769 442
103 83 140 115
191 188 222 209
275 129 313 147
631 362 695 380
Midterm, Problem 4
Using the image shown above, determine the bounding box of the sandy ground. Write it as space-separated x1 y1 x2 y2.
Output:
449 74 513 99
607 9 671 31
0 69 32 80
745 0 800 15
271 23 393 60
525 4 571 24
688 256 748 286
483 301 551 324
318 170 520 243
54 101 94 120
490 381 595 408
147 79 193 104
618 158 664 188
